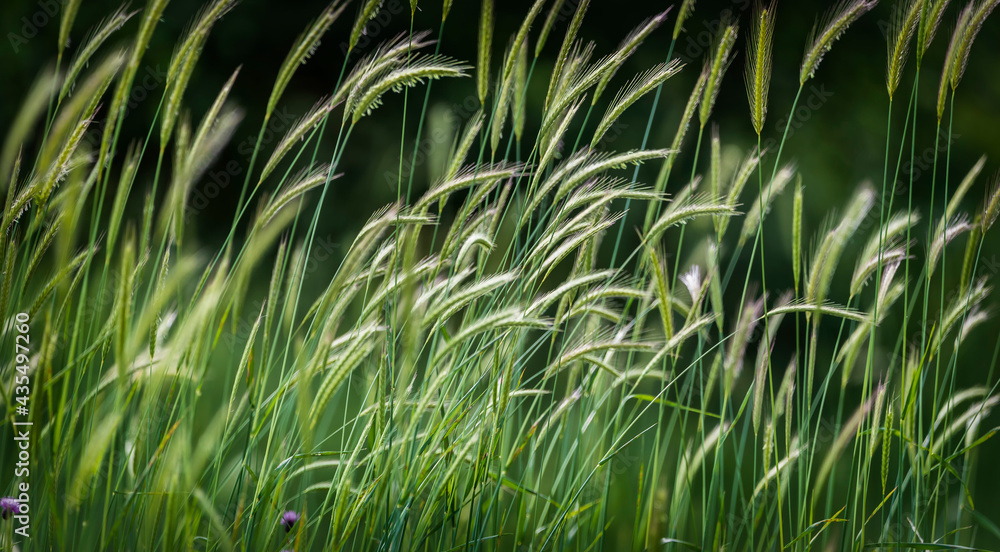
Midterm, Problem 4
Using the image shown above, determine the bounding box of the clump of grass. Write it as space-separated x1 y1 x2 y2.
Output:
2 2 1000 551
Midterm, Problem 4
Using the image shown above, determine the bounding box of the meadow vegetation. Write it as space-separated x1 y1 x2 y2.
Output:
2 0 1000 550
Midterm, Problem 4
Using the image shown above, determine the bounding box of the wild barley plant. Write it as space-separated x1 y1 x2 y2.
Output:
1 0 999 551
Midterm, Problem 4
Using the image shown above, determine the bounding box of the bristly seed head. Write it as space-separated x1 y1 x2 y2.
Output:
673 0 698 40
937 4 972 121
982 170 1000 232
950 0 1000 91
700 15 738 128
800 0 877 85
917 0 954 63
886 0 922 99
476 0 494 104
746 2 776 135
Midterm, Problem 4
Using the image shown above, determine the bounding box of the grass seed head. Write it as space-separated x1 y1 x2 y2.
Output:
950 0 1000 90
918 0 954 62
746 2 777 135
673 0 698 40
700 16 739 127
937 4 972 120
982 171 1000 231
477 0 494 104
886 0 923 99
800 0 877 85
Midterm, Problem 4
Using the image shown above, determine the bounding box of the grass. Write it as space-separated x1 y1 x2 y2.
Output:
1 0 1000 550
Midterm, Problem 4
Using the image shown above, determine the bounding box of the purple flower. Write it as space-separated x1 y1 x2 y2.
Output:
1 497 18 520
280 510 299 532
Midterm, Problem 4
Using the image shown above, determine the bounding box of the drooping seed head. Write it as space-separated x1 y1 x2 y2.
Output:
917 0 953 63
270 1 347 118
950 0 1000 91
673 0 698 40
800 0 877 85
98 0 170 178
936 5 972 121
498 0 547 99
59 6 137 103
543 0 589 113
349 0 388 53
58 0 82 58
805 184 876 307
350 55 472 124
982 171 1000 232
594 8 671 103
945 155 986 221
886 0 923 99
700 15 739 127
591 60 683 148
166 0 237 84
928 215 974 277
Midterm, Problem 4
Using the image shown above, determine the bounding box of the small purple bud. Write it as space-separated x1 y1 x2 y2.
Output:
280 510 299 532
0 498 18 520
